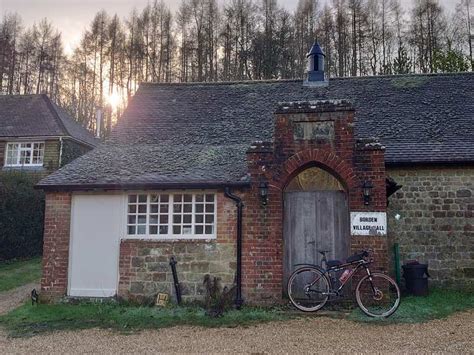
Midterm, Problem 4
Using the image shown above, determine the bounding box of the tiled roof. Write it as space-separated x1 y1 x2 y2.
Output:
38 72 474 189
0 94 98 147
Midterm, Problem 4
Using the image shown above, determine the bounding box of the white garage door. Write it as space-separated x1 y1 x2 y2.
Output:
68 193 124 297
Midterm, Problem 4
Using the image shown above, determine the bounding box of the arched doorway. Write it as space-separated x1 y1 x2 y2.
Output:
283 166 350 291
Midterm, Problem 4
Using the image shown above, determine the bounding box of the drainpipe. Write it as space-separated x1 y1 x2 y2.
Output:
59 137 63 167
224 187 244 309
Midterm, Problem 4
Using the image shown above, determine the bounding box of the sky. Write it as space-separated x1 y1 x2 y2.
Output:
0 0 458 55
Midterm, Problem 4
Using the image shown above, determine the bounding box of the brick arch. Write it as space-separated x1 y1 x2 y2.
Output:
278 148 359 191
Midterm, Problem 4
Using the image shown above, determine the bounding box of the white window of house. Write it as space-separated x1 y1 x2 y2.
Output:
126 192 216 239
4 142 45 167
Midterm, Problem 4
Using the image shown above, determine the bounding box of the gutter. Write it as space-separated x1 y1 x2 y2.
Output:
224 187 244 309
35 181 251 191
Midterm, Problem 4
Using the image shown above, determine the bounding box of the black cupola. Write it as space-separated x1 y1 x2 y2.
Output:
304 41 327 86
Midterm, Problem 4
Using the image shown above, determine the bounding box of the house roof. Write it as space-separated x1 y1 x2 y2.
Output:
38 72 474 190
0 94 98 147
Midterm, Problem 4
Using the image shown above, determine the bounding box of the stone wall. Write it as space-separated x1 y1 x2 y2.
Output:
119 241 235 303
387 166 473 288
118 192 237 303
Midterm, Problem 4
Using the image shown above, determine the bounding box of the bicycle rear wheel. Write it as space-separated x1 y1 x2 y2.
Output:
355 273 400 318
287 267 330 312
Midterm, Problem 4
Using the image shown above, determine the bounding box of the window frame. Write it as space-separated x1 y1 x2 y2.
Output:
4 141 45 167
124 191 217 240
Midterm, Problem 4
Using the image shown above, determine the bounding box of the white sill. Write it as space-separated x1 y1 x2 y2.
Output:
4 164 44 168
121 235 217 242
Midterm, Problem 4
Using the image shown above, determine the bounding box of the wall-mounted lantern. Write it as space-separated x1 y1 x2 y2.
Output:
362 180 374 206
259 181 269 206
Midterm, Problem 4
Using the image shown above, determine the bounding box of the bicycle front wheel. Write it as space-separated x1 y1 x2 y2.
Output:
287 267 330 312
355 273 401 318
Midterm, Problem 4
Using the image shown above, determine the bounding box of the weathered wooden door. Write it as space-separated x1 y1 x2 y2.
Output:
283 191 350 290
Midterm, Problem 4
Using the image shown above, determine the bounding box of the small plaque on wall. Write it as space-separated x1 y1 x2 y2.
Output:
293 121 334 141
350 212 387 236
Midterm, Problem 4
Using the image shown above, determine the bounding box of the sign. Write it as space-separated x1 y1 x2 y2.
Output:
293 121 334 141
350 212 387 236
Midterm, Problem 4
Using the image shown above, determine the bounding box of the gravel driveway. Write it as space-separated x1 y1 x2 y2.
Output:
1 310 472 354
0 282 39 316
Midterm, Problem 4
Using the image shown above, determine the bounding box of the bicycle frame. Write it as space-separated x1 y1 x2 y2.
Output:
318 259 373 295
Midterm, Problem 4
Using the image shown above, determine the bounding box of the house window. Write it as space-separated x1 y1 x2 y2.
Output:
126 192 216 239
4 142 45 167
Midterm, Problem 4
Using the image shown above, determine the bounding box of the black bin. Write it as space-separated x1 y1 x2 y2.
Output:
402 262 430 296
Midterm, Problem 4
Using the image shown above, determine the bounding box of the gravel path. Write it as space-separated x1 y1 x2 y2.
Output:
0 282 39 316
1 310 472 354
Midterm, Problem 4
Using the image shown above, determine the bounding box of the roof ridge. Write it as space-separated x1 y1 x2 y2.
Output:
41 94 70 137
139 71 474 88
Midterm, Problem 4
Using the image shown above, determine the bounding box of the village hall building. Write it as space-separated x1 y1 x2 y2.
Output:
37 43 473 304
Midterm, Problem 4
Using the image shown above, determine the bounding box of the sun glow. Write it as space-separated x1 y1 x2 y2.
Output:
107 91 121 110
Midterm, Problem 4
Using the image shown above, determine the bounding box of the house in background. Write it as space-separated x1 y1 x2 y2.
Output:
37 44 473 304
0 94 98 174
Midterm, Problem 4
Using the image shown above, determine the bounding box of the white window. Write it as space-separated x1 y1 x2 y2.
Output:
4 142 45 167
126 192 216 239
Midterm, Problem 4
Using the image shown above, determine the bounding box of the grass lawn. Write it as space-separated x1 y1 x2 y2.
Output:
0 303 289 337
1 288 473 337
0 257 42 292
349 288 474 324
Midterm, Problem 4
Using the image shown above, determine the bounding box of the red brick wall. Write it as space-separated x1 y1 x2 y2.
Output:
40 192 72 302
241 101 388 304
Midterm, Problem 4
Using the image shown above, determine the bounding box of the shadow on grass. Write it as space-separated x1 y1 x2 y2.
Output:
348 288 474 324
0 302 289 338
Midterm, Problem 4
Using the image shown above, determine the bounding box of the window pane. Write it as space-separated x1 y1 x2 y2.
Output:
149 226 158 235
138 215 147 224
195 215 203 223
174 194 182 202
205 225 213 234
173 226 181 234
183 226 192 235
205 204 214 213
159 226 168 234
138 195 147 203
183 194 192 202
149 215 158 224
205 215 214 223
196 204 204 213
128 226 136 235
173 215 182 224
196 194 204 202
137 225 146 235
138 205 147 213
183 204 192 213
150 194 159 203
161 195 169 203
128 195 137 203
195 225 204 234
173 204 182 213
160 205 168 213
128 205 136 213
150 205 159 213
128 215 136 224
183 215 192 224
206 194 214 202
160 215 168 224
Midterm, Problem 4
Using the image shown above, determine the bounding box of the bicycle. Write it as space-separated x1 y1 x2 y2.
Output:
287 249 401 318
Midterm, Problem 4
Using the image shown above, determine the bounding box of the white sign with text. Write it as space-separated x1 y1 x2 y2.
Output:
350 212 387 236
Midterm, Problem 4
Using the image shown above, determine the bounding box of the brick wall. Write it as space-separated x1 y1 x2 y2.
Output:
119 192 237 303
387 166 473 288
242 101 388 304
40 192 72 302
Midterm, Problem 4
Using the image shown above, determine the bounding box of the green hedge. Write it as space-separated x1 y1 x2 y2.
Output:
0 171 45 261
